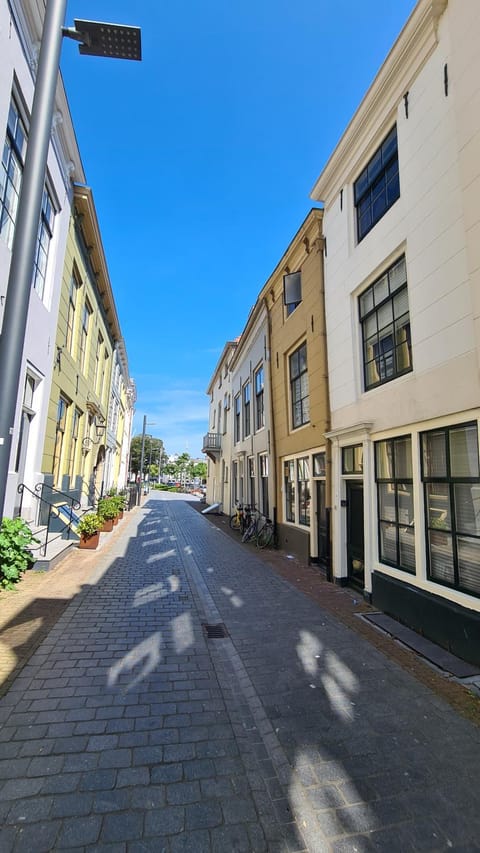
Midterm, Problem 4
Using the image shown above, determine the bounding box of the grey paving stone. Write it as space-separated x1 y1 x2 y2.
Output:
116 766 150 788
169 829 211 853
50 792 94 818
79 768 117 791
0 777 43 800
166 781 201 805
150 763 183 784
222 795 259 824
56 814 102 848
144 804 185 836
101 811 143 843
6 795 53 824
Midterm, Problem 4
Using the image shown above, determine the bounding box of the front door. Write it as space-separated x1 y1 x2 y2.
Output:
316 480 330 577
346 480 364 587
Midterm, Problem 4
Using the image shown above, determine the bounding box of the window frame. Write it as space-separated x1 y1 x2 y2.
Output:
255 365 264 430
421 422 480 598
289 342 309 429
234 394 241 444
32 186 55 300
243 380 251 438
354 125 400 242
283 271 302 317
0 96 27 250
375 435 415 574
359 255 412 391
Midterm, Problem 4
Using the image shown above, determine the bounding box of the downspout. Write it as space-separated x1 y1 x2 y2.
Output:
317 234 333 581
263 296 277 532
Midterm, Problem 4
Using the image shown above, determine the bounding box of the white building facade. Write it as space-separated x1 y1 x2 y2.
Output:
0 0 84 518
229 303 272 520
203 340 238 512
311 0 480 663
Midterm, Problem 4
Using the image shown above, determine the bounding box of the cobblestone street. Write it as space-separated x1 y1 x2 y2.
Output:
1 492 480 852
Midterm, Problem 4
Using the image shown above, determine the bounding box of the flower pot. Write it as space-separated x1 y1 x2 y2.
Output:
101 518 114 532
113 515 119 526
79 532 100 550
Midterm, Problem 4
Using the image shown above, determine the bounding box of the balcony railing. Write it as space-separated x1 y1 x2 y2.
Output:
202 432 222 454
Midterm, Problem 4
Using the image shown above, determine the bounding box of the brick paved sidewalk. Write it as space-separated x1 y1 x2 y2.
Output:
188 502 480 729
0 512 136 700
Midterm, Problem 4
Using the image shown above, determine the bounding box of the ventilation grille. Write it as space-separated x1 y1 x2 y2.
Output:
202 622 229 639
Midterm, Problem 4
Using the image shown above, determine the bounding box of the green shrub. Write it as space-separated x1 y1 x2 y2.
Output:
0 517 39 590
77 512 103 538
97 498 118 520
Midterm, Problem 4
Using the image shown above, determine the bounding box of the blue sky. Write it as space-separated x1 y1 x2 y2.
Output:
61 0 417 458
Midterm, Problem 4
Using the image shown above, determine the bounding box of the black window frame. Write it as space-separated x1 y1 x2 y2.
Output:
283 271 302 317
255 365 264 430
289 342 309 429
243 380 251 438
354 125 400 242
234 394 241 444
359 255 412 391
421 422 480 598
375 435 415 574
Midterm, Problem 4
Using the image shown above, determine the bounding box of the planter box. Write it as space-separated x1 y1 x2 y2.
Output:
79 532 100 550
101 518 114 532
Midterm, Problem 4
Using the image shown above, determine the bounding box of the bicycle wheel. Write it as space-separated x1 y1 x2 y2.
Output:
229 513 241 531
242 521 257 543
257 521 274 549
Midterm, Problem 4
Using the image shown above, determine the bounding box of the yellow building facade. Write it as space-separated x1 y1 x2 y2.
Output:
42 186 124 505
262 208 331 566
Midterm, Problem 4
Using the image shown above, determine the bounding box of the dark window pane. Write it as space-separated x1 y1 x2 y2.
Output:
428 531 454 584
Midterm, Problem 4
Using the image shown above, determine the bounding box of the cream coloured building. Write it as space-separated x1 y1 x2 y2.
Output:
311 0 480 663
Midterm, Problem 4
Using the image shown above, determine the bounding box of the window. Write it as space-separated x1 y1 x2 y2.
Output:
255 366 264 430
94 334 103 393
421 422 480 597
100 351 109 402
65 268 80 353
284 271 302 316
376 436 415 573
0 98 27 249
15 373 37 474
69 408 81 481
359 256 412 391
248 456 255 506
313 452 326 477
53 396 69 485
33 187 55 299
243 381 251 438
342 445 363 474
260 455 269 516
298 458 310 526
290 342 309 429
234 394 241 443
79 300 92 374
354 125 400 242
285 460 295 522
223 393 229 434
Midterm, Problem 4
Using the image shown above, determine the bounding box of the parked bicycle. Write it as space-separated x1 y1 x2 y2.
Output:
229 503 252 534
241 509 275 549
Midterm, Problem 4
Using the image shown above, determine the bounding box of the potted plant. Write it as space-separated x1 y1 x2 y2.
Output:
97 498 117 531
77 512 103 549
112 494 126 518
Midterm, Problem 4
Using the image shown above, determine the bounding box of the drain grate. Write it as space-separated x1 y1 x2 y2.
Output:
202 622 229 639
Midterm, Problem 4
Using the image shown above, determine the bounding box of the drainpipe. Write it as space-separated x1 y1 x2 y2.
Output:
318 235 333 581
263 297 277 532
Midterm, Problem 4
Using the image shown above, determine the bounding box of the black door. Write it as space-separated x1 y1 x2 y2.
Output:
346 480 364 587
316 480 330 576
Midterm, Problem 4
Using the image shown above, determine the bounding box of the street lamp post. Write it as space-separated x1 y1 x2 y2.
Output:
137 417 156 504
0 1 141 519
